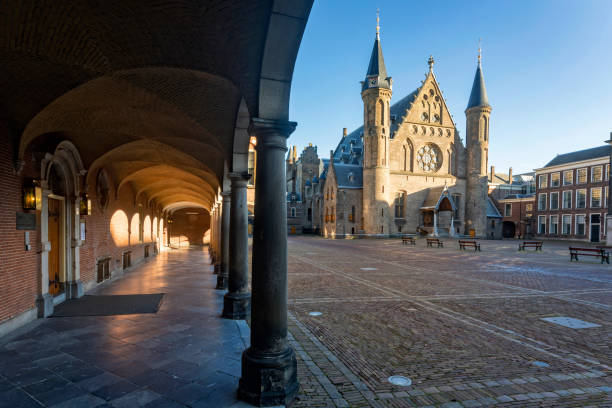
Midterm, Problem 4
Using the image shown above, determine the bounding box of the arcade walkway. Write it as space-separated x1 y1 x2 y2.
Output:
0 248 252 408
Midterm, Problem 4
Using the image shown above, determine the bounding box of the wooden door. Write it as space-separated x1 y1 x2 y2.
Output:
48 198 61 295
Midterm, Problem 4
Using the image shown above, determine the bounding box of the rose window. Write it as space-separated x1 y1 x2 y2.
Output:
416 143 442 173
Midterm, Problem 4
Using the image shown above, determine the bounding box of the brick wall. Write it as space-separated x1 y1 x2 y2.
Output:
0 124 39 324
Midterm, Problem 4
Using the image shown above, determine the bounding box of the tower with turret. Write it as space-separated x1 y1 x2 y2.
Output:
464 47 492 237
361 12 392 234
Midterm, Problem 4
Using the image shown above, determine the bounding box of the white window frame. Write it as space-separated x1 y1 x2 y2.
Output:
563 170 573 186
562 214 572 235
591 187 602 208
550 215 558 235
590 213 602 242
576 189 586 209
575 214 586 236
591 165 603 183
504 203 512 217
577 168 587 184
562 190 572 209
538 174 548 188
550 172 560 187
606 164 610 181
538 215 547 234
538 193 547 211
550 191 559 210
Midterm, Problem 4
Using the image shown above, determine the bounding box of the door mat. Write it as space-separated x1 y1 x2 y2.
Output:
52 294 165 317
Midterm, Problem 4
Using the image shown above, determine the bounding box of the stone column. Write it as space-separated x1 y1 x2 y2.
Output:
433 211 438 236
216 192 231 289
223 172 251 319
210 205 217 266
238 119 298 406
214 203 222 274
607 134 612 245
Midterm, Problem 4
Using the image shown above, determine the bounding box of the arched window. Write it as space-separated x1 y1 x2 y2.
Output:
448 150 452 173
484 116 488 141
402 145 407 171
379 99 385 125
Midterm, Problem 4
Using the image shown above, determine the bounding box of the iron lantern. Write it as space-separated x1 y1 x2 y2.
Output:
22 179 36 211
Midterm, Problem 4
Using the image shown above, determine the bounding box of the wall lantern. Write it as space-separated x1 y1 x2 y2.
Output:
22 178 37 211
79 193 91 216
167 217 174 224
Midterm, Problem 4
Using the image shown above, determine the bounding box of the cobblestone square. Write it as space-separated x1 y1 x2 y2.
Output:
288 236 612 407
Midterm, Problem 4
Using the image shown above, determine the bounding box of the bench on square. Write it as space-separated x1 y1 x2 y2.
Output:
426 238 443 248
401 235 416 245
519 241 543 251
569 247 610 264
459 240 480 251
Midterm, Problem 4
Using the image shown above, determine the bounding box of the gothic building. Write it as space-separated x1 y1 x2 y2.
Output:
286 144 323 233
317 22 498 238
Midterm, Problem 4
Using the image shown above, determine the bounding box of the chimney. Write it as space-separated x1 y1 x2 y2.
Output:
509 167 513 185
490 165 495 182
343 128 347 137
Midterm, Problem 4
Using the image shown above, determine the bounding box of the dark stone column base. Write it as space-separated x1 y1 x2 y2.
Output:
68 280 83 299
213 263 220 275
238 347 299 407
222 292 251 319
36 293 54 318
215 272 228 290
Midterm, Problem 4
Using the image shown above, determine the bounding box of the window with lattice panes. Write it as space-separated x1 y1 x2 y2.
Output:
550 215 558 235
576 214 586 235
577 168 587 184
562 190 572 209
538 194 547 210
591 187 602 208
550 192 559 210
551 172 560 187
563 170 573 185
394 192 405 218
576 189 586 208
538 174 548 188
592 165 603 183
562 215 571 235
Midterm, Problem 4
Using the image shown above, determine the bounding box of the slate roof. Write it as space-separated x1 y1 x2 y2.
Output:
333 164 363 189
543 145 610 168
486 197 502 218
362 35 391 91
466 62 490 109
421 186 445 209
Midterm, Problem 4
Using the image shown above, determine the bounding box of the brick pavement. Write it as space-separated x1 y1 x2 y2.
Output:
287 236 612 407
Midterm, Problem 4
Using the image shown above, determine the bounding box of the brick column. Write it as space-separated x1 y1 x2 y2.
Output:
238 118 299 406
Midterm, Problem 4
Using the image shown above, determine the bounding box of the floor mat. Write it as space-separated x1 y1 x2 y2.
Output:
52 294 165 317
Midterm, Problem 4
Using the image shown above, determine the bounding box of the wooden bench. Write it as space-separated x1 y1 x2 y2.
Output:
519 241 543 251
459 240 480 251
569 247 610 264
401 236 416 245
426 238 443 248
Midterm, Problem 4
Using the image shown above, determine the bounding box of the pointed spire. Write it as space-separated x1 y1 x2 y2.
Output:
428 55 434 73
363 9 391 91
466 40 490 109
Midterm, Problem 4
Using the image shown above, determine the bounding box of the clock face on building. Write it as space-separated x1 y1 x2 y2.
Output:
417 144 442 173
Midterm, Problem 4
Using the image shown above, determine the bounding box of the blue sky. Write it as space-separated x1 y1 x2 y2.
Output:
289 0 612 174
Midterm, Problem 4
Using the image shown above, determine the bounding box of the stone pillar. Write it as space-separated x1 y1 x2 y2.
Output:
238 118 299 406
216 192 231 290
223 172 251 319
607 134 612 245
211 205 218 267
433 211 438 237
214 202 222 274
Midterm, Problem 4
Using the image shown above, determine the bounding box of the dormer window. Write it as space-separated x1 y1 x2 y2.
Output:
348 172 355 182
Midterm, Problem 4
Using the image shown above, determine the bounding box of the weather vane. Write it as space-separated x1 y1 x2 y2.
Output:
376 8 380 39
478 38 482 63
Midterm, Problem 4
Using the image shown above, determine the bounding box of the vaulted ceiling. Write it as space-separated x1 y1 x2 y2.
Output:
1 0 313 213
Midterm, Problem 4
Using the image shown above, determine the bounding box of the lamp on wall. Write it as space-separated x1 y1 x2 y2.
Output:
22 178 37 211
79 193 91 216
